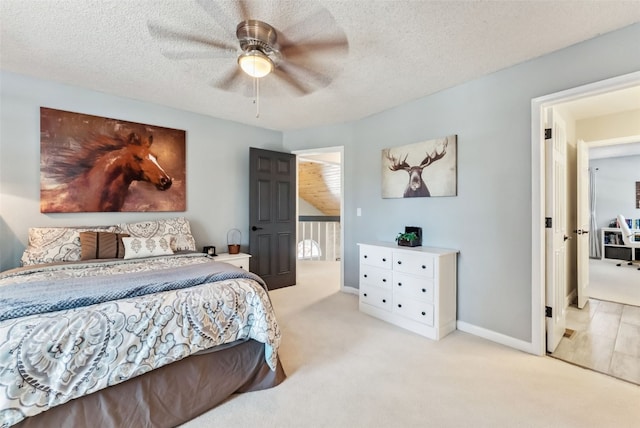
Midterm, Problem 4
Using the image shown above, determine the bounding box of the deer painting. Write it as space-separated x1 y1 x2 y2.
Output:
382 136 456 198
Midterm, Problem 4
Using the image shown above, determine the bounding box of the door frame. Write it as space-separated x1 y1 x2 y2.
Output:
292 146 345 291
531 70 640 355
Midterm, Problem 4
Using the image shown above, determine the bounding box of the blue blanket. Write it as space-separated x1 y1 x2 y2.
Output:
0 258 266 322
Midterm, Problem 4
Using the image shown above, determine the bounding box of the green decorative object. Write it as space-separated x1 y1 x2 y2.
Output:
395 226 422 247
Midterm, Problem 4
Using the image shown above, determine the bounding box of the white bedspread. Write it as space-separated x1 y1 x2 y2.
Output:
0 255 281 427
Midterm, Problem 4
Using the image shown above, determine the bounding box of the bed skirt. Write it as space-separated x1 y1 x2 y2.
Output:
14 339 286 428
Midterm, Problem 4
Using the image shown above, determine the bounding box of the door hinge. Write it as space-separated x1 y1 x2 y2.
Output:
545 128 552 139
545 217 552 228
545 306 552 318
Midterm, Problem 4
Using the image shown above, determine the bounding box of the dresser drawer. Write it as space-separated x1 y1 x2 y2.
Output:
360 285 392 311
360 245 392 269
215 253 251 271
393 251 434 277
392 271 434 303
222 258 249 271
360 265 392 289
392 298 434 326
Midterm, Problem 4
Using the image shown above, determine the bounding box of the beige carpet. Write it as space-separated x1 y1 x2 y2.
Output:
182 261 640 428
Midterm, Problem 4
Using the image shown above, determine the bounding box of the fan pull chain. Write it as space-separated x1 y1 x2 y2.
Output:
253 77 260 118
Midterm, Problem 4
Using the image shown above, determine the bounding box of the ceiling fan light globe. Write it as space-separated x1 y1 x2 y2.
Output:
238 51 273 78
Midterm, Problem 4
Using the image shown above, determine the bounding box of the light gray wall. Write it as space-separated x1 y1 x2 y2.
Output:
0 71 283 270
2 23 639 345
283 23 640 342
591 155 640 230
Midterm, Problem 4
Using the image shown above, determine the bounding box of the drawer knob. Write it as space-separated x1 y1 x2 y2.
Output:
397 261 402 265
422 265 426 269
397 304 402 308
382 279 386 282
421 311 426 316
363 293 368 297
382 299 387 303
364 274 368 278
382 258 386 262
421 288 426 293
397 282 402 286
364 255 368 258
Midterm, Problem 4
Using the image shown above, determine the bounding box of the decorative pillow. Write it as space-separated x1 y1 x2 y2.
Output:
80 232 129 260
122 236 174 259
21 226 116 266
116 217 196 252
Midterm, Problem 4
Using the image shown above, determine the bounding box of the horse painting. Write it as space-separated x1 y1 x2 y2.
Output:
41 132 174 213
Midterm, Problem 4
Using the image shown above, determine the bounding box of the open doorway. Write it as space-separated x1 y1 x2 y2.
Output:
532 71 640 384
293 147 344 293
532 71 640 354
581 135 640 306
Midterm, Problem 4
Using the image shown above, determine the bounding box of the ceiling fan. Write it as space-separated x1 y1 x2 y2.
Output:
147 0 349 100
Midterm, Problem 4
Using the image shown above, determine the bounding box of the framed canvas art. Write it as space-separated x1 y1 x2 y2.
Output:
40 108 186 213
381 135 457 198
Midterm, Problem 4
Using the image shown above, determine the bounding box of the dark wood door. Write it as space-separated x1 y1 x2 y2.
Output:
249 148 296 289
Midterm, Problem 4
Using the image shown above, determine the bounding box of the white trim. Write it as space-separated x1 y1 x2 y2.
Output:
588 135 640 148
292 146 345 291
341 286 359 295
531 71 640 356
457 321 535 354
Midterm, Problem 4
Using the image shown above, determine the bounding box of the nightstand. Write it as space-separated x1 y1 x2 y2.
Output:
214 252 251 271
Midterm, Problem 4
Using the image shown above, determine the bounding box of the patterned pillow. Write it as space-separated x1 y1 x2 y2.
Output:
80 232 129 260
122 236 174 259
21 226 116 266
116 217 196 252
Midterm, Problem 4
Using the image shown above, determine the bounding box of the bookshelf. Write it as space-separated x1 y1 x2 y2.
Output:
601 227 640 261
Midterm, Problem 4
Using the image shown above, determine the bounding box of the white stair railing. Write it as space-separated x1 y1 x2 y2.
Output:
298 217 341 261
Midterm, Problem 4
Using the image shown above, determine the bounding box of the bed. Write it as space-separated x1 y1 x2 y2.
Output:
0 218 285 427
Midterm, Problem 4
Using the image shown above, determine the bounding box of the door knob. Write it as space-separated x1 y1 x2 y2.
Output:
573 229 589 235
251 226 263 231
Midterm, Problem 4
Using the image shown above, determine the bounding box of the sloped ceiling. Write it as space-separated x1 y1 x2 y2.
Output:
1 1 639 131
298 160 340 216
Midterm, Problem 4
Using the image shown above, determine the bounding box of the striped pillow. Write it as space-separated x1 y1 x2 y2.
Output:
80 232 129 260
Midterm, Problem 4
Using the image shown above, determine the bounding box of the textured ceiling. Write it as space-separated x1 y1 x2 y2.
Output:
1 1 639 131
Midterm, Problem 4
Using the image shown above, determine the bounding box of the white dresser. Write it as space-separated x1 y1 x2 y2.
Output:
358 242 458 340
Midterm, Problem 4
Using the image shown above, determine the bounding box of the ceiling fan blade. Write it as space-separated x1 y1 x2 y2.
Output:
280 38 349 58
237 0 250 21
195 0 238 40
161 50 236 60
280 8 343 45
272 68 312 95
278 60 332 89
212 66 244 91
148 23 237 53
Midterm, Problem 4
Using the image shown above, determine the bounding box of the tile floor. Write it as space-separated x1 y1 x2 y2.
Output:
551 298 640 385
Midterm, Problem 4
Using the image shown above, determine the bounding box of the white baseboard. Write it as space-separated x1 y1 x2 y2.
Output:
341 286 359 295
457 320 536 354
